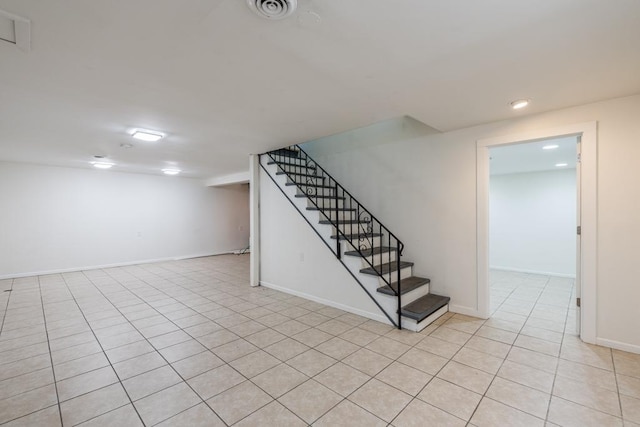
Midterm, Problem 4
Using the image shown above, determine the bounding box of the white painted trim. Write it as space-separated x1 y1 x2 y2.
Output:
259 280 392 325
596 338 640 355
490 266 576 279
477 121 597 343
249 154 260 287
449 305 483 319
0 251 238 280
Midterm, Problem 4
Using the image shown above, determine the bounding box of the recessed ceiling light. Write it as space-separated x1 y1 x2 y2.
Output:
132 130 164 142
91 162 114 169
510 99 530 110
543 144 559 150
162 169 181 175
555 163 568 167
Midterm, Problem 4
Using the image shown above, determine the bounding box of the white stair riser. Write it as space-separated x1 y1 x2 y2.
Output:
331 223 375 235
376 265 413 286
358 251 397 268
375 282 430 308
296 187 336 197
401 305 449 332
320 210 357 221
277 164 317 174
287 177 326 186
306 198 344 209
344 237 382 251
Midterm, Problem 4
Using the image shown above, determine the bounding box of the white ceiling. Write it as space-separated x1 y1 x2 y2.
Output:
0 1 639 179
490 136 578 176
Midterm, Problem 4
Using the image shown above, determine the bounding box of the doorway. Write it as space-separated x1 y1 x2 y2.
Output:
476 122 597 344
488 136 578 340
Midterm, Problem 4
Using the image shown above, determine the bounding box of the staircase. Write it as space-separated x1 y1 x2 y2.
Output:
260 145 450 331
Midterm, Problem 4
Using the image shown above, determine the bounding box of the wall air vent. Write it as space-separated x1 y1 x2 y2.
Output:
247 0 297 20
0 9 30 52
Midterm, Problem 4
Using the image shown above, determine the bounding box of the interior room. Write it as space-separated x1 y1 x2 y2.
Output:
1 1 640 426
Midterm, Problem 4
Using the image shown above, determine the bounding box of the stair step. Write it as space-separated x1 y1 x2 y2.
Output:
377 276 430 296
267 160 309 166
401 294 450 322
320 219 371 225
295 194 345 200
360 261 414 276
286 183 335 189
276 171 324 179
330 232 382 240
270 148 299 158
344 246 396 257
307 207 356 212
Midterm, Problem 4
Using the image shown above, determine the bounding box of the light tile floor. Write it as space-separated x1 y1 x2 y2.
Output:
0 257 639 426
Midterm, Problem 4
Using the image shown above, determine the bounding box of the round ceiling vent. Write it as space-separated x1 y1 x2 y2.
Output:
247 0 297 20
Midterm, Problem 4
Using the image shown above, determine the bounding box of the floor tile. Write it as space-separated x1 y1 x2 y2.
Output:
315 337 360 360
206 380 273 425
252 363 309 398
211 338 258 362
279 379 342 424
314 362 370 397
497 360 555 393
397 348 448 375
78 404 143 426
60 383 130 426
235 401 305 427
417 377 482 421
553 374 621 416
314 399 386 427
348 378 412 423
436 361 494 394
0 367 54 401
470 397 545 427
171 351 224 379
156 402 225 427
134 382 201 426
0 384 58 424
487 377 550 418
1 405 60 427
415 335 462 359
393 399 466 427
343 348 393 376
112 351 166 380
375 361 432 396
547 396 623 427
187 365 246 400
123 365 182 400
57 366 119 401
287 349 336 377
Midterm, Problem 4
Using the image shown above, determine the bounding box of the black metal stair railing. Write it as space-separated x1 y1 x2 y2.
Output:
261 145 405 329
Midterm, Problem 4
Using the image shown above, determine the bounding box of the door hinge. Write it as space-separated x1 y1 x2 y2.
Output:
576 297 581 307
577 153 581 163
577 226 581 235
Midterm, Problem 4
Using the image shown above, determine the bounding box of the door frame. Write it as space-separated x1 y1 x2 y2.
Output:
476 122 597 344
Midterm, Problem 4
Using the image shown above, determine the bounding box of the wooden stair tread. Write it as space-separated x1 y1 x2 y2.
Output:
295 194 345 200
276 171 324 178
360 261 413 275
330 232 382 240
401 294 450 322
319 219 371 225
270 148 300 158
377 276 430 296
285 182 335 189
307 206 356 211
344 246 396 257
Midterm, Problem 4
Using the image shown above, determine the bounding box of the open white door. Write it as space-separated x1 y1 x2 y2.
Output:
575 137 582 335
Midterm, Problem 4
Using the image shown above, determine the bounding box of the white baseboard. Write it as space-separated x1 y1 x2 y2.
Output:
490 265 576 279
596 337 640 355
259 280 392 326
0 250 239 280
449 304 485 319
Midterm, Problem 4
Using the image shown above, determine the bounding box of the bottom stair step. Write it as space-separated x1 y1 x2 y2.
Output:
401 293 450 322
377 276 430 296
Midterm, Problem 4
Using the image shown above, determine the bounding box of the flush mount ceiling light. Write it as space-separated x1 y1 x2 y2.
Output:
162 168 181 175
247 0 297 20
131 129 164 142
556 163 568 167
510 99 530 110
543 144 559 150
91 161 114 169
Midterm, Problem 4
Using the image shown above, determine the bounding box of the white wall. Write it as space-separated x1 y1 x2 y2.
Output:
282 94 640 352
490 170 576 277
0 162 250 278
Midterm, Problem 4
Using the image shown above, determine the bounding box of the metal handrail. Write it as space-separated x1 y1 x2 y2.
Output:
264 145 404 328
